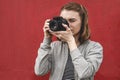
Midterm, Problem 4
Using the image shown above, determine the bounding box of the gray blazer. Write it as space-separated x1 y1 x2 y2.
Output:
34 38 103 80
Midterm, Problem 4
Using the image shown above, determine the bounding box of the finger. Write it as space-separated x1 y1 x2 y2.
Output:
43 27 49 32
62 23 71 31
45 19 50 23
49 30 61 34
45 27 50 30
43 25 50 32
44 19 50 26
48 29 62 35
43 19 51 29
57 34 62 39
49 31 61 37
48 29 54 33
45 22 49 25
50 32 58 37
43 25 49 29
51 32 60 36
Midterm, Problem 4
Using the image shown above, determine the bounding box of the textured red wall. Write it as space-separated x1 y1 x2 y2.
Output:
0 0 120 80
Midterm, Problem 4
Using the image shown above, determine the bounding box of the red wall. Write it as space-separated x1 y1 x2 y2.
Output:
0 0 120 80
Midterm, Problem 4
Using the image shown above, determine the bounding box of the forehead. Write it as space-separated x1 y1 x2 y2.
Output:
60 10 80 19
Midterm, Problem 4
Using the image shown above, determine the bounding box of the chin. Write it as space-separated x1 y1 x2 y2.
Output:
73 32 80 37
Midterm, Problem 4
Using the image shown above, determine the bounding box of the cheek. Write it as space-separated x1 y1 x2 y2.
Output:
72 23 81 31
75 27 81 33
70 23 81 34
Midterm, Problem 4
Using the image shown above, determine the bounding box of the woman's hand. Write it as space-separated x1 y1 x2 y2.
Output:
43 19 52 38
49 24 77 51
49 24 73 42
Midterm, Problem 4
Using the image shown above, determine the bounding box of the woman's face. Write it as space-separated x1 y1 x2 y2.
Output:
60 9 82 37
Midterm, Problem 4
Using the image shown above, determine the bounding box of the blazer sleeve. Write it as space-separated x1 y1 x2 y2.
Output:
34 38 54 76
70 42 103 79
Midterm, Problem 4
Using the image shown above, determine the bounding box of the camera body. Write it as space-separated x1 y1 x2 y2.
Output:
49 16 69 31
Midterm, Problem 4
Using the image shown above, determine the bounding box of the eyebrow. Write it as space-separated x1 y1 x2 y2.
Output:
68 18 76 20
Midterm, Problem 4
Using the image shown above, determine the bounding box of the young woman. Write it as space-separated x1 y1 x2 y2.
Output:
34 2 103 80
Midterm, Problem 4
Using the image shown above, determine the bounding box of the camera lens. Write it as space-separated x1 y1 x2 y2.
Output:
49 20 58 31
49 16 69 31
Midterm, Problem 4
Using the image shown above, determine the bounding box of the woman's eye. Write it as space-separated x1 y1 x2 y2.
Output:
69 19 75 22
